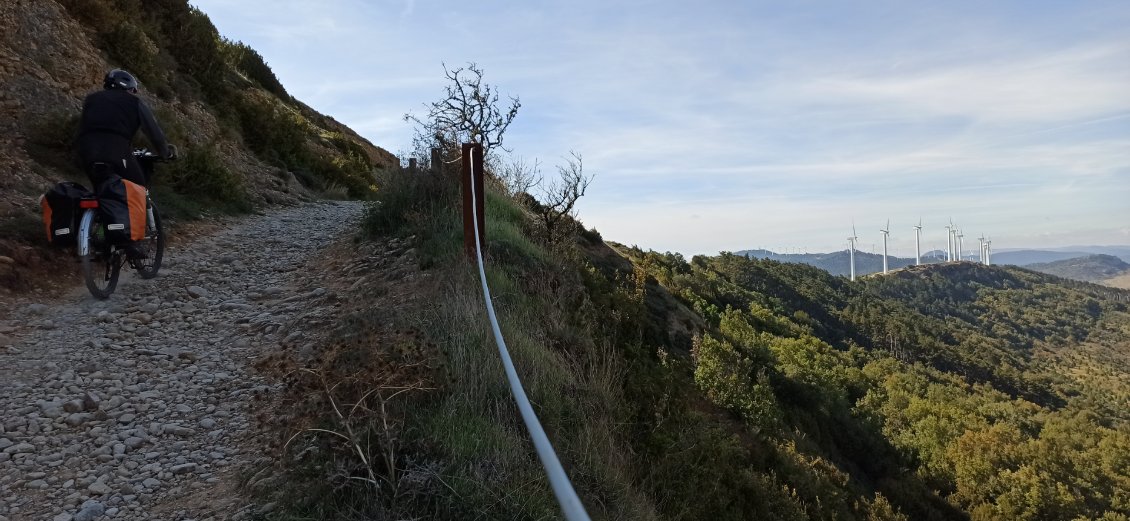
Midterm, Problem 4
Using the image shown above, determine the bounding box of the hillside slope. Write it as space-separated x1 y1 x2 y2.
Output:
0 0 397 290
620 249 1130 520
1027 253 1130 283
255 164 1130 520
1105 272 1130 290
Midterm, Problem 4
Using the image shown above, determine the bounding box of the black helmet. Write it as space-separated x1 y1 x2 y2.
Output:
103 69 138 93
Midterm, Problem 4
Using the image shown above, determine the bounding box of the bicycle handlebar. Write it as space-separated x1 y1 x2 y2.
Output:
133 144 178 161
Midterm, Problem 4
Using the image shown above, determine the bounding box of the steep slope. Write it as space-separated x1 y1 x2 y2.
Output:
0 0 397 291
253 164 1130 520
624 250 1130 520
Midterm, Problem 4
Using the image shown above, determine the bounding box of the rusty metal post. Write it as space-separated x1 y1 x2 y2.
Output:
473 143 485 255
461 143 486 259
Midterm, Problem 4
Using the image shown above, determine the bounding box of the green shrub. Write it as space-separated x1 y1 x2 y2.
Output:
0 210 46 244
159 5 225 97
102 22 166 95
220 39 289 99
694 334 782 428
26 111 79 151
234 92 306 164
363 167 453 237
155 143 251 214
24 111 82 178
324 132 373 168
316 153 375 198
58 0 116 32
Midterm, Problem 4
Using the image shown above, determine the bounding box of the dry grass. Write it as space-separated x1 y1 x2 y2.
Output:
1103 272 1130 290
251 167 665 519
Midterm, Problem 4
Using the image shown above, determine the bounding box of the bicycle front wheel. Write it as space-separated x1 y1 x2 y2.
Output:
134 197 164 279
79 208 121 299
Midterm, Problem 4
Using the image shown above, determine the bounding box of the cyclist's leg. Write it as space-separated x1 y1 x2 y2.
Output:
122 154 147 188
85 163 114 191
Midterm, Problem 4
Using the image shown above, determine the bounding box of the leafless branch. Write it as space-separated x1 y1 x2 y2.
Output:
536 151 593 245
403 62 520 163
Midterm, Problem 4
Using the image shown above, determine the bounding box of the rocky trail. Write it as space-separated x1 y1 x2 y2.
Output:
0 201 382 521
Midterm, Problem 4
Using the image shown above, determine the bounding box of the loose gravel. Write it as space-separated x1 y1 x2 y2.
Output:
0 201 367 521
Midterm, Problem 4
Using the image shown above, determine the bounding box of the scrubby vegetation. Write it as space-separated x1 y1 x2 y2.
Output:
264 157 1130 520
627 251 1130 520
209 45 1130 518
54 0 382 209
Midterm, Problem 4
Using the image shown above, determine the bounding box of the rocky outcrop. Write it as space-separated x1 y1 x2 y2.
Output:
0 0 104 216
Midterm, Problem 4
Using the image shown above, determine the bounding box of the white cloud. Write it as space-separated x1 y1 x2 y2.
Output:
783 43 1130 125
190 0 1130 255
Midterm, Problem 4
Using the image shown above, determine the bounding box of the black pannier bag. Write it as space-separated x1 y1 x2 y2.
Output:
95 175 147 245
39 181 95 247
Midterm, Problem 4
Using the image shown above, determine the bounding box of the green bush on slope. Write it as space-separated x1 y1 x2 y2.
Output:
53 0 380 212
628 250 1130 520
291 166 910 520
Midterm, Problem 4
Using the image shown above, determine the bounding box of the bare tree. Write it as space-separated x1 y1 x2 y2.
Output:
404 62 520 163
499 155 543 196
537 151 593 245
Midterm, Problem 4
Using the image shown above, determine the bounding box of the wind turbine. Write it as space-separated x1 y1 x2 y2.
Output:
880 219 890 274
957 230 965 262
847 223 858 281
913 219 922 266
985 238 992 266
944 222 953 262
978 235 986 264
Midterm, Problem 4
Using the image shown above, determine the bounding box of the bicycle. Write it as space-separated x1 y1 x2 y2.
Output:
77 148 171 299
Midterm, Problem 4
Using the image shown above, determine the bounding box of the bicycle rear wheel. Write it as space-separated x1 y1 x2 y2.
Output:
79 208 122 299
134 196 164 279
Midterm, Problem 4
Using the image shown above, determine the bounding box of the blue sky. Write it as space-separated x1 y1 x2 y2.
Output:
190 0 1129 256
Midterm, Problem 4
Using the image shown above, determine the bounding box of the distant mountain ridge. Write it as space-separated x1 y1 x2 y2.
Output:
736 248 936 277
993 246 1130 266
734 245 1130 279
1026 254 1130 283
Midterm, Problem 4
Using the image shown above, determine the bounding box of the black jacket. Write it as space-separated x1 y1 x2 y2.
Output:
76 89 170 166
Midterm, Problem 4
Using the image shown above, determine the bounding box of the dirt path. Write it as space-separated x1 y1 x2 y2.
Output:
0 201 369 521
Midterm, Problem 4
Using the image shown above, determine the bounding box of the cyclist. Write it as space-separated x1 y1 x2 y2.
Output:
75 69 175 259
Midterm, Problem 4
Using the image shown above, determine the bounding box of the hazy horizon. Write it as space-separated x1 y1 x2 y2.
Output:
732 243 1130 257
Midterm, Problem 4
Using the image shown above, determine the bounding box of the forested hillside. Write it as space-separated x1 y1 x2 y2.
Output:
622 249 1130 520
0 0 396 290
264 159 1130 520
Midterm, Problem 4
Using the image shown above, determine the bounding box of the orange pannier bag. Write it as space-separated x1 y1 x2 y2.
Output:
95 175 147 244
40 182 95 247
